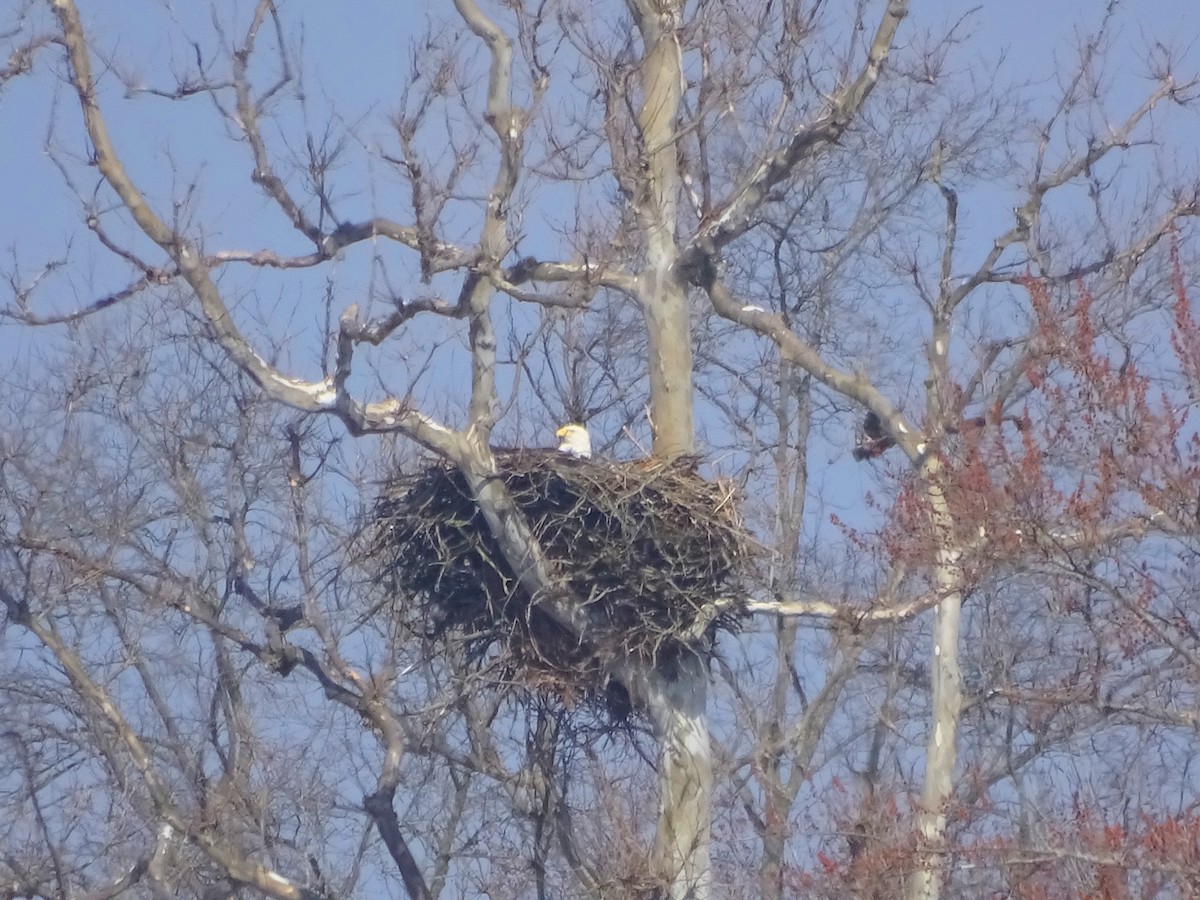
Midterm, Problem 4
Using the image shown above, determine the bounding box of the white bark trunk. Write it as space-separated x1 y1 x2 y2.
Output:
622 2 711 892
645 653 712 900
906 461 964 900
627 0 693 460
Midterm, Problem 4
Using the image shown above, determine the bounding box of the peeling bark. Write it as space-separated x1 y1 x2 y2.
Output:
645 653 713 899
905 457 965 900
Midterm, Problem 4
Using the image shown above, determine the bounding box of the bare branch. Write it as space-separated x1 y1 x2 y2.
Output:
703 274 923 461
18 611 327 900
0 32 56 88
689 0 910 255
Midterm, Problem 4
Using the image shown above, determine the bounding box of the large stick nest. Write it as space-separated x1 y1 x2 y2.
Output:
369 450 752 698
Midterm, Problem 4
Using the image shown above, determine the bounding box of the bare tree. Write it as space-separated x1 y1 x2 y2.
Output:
4 1 1200 898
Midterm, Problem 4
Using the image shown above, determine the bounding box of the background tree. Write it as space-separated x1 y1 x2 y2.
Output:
3 1 1200 898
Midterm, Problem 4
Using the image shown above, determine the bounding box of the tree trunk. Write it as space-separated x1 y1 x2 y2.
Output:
622 1 709 893
905 463 965 900
628 0 693 460
645 652 712 899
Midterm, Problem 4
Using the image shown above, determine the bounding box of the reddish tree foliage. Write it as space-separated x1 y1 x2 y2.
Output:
815 260 1200 896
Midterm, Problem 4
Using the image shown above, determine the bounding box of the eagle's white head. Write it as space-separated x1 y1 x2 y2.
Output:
555 423 592 459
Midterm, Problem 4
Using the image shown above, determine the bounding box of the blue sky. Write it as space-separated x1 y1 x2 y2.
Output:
2 0 1197 483
2 3 1200 892
3 2 1195 311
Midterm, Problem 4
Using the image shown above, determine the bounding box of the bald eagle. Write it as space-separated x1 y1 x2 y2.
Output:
555 423 592 459
853 411 895 461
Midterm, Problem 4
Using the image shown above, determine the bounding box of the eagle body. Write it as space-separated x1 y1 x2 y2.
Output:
555 423 592 459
